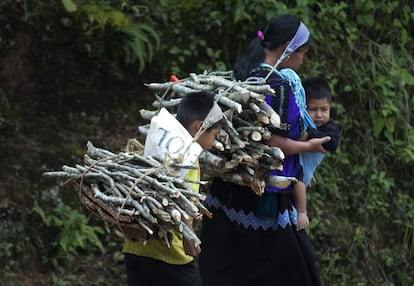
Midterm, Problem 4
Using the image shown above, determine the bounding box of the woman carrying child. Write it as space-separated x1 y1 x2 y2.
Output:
199 14 330 286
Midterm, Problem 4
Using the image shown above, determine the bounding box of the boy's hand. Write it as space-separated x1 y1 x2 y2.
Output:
183 238 201 257
182 218 201 256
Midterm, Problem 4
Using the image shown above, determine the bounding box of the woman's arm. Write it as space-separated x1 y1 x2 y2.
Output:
265 134 331 155
307 120 341 152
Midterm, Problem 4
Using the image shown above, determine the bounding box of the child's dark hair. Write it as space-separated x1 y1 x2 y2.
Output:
233 15 308 81
176 91 224 130
303 77 332 103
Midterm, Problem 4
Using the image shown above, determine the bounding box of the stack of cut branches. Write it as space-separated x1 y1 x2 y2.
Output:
140 71 297 195
43 141 207 247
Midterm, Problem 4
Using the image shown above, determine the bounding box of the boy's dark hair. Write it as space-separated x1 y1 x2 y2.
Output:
303 77 332 103
176 91 224 130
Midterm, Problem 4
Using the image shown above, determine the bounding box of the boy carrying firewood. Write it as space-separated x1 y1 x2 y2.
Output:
123 90 225 286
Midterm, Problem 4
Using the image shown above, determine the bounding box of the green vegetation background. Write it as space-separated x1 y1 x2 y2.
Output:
0 0 413 285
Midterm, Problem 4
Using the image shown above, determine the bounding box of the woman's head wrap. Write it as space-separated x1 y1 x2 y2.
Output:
283 22 310 57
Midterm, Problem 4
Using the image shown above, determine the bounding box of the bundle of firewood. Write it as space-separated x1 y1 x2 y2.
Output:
43 70 297 246
139 71 297 195
43 141 207 247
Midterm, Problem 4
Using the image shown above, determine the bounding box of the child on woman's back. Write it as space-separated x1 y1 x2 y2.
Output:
292 76 341 230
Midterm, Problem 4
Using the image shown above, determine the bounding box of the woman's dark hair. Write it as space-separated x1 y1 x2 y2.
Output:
303 77 332 103
176 91 217 129
233 15 303 81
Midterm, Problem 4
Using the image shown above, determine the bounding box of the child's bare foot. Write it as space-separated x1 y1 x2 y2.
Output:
297 212 309 230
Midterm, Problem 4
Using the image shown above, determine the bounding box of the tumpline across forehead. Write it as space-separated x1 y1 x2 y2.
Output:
262 15 310 52
201 102 224 130
283 22 310 55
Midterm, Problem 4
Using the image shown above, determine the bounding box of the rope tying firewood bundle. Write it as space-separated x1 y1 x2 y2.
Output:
43 141 207 247
140 71 298 196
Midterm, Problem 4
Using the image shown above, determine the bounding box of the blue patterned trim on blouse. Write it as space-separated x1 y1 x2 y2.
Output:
206 195 298 231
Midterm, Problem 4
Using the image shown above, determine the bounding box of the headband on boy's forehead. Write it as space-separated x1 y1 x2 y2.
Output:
201 102 224 130
284 22 310 56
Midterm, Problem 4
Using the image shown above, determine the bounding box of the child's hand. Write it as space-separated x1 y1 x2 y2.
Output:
183 238 201 257
299 132 308 142
182 218 201 256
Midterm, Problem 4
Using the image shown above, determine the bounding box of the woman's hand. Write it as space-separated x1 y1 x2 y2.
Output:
266 134 331 155
307 136 331 153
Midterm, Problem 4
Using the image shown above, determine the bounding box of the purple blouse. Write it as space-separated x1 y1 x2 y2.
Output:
250 66 304 192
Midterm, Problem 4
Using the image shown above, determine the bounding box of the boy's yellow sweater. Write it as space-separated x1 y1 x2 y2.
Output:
122 165 200 265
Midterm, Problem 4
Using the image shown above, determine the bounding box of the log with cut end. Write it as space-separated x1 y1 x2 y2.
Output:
267 175 298 188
